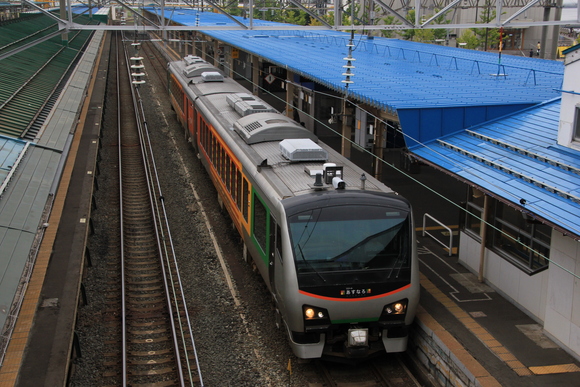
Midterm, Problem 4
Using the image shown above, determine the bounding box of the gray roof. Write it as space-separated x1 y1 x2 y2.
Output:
0 29 105 337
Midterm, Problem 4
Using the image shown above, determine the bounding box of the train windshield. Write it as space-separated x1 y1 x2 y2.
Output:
289 205 411 284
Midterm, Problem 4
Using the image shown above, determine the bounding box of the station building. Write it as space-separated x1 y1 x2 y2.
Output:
144 6 580 359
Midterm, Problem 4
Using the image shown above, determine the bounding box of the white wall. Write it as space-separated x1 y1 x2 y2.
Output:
458 231 549 322
558 46 580 147
458 230 580 360
544 230 580 359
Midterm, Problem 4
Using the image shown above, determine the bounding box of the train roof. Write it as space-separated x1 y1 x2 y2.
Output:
169 59 393 198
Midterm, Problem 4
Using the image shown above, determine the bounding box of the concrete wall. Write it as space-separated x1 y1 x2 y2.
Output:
408 306 499 387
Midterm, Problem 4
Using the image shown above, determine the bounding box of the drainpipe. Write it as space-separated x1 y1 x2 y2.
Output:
478 195 489 283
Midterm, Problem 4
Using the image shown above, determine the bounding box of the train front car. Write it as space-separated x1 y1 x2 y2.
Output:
167 55 419 361
280 191 419 360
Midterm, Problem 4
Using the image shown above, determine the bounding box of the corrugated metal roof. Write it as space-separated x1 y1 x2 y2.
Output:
152 8 578 237
0 13 59 56
0 14 104 336
147 8 563 113
409 99 580 239
0 13 98 139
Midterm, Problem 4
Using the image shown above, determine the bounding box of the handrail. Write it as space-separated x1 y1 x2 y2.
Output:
422 213 453 257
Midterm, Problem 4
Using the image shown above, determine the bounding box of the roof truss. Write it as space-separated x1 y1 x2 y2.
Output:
14 0 580 32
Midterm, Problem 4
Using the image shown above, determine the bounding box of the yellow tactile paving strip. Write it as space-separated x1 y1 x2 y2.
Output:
0 40 104 387
529 363 580 375
420 272 579 377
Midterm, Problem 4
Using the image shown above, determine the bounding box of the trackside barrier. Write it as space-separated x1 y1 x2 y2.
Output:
422 213 453 257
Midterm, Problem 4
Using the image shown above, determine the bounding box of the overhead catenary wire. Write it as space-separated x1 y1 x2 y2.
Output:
186 40 580 281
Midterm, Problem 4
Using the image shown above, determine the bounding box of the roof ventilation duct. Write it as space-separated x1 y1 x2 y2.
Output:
280 139 328 162
226 93 276 116
183 55 205 65
201 71 224 82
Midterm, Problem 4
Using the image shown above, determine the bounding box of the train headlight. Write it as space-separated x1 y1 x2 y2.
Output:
379 299 408 322
303 305 330 330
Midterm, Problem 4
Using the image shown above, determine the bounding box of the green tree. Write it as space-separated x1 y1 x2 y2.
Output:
284 9 308 25
413 28 435 43
400 10 416 41
457 29 480 49
432 10 450 41
400 10 449 43
470 0 500 50
380 15 399 38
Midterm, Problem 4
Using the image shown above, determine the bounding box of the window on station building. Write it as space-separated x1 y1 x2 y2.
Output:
573 106 580 142
490 201 550 274
463 189 551 274
464 187 485 238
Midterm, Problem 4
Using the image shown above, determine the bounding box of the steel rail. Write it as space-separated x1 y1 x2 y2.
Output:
122 39 186 386
119 32 204 386
115 31 128 387
134 81 204 385
111 30 203 385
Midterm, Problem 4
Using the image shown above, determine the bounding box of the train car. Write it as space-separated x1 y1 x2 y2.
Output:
168 55 420 360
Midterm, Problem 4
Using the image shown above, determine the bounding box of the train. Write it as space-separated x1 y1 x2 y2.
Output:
167 54 420 360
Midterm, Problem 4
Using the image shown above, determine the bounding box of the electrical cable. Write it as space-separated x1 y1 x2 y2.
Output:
174 31 580 280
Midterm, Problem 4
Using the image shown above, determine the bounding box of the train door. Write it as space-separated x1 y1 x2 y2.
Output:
269 216 286 329
268 215 277 292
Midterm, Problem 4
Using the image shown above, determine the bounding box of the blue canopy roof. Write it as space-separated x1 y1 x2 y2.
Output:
147 7 563 114
410 99 580 239
150 8 577 237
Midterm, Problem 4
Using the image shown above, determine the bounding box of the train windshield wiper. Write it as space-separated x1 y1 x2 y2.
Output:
297 244 326 283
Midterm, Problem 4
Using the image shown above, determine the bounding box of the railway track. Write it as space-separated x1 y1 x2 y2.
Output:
140 36 180 90
311 355 421 387
99 31 203 386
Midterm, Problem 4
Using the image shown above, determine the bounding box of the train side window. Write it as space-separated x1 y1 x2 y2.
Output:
236 170 242 211
169 76 184 113
202 120 208 150
211 135 216 165
242 178 249 222
213 138 220 171
225 158 231 192
207 132 211 161
199 119 204 150
191 104 197 133
253 194 267 253
220 147 225 181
